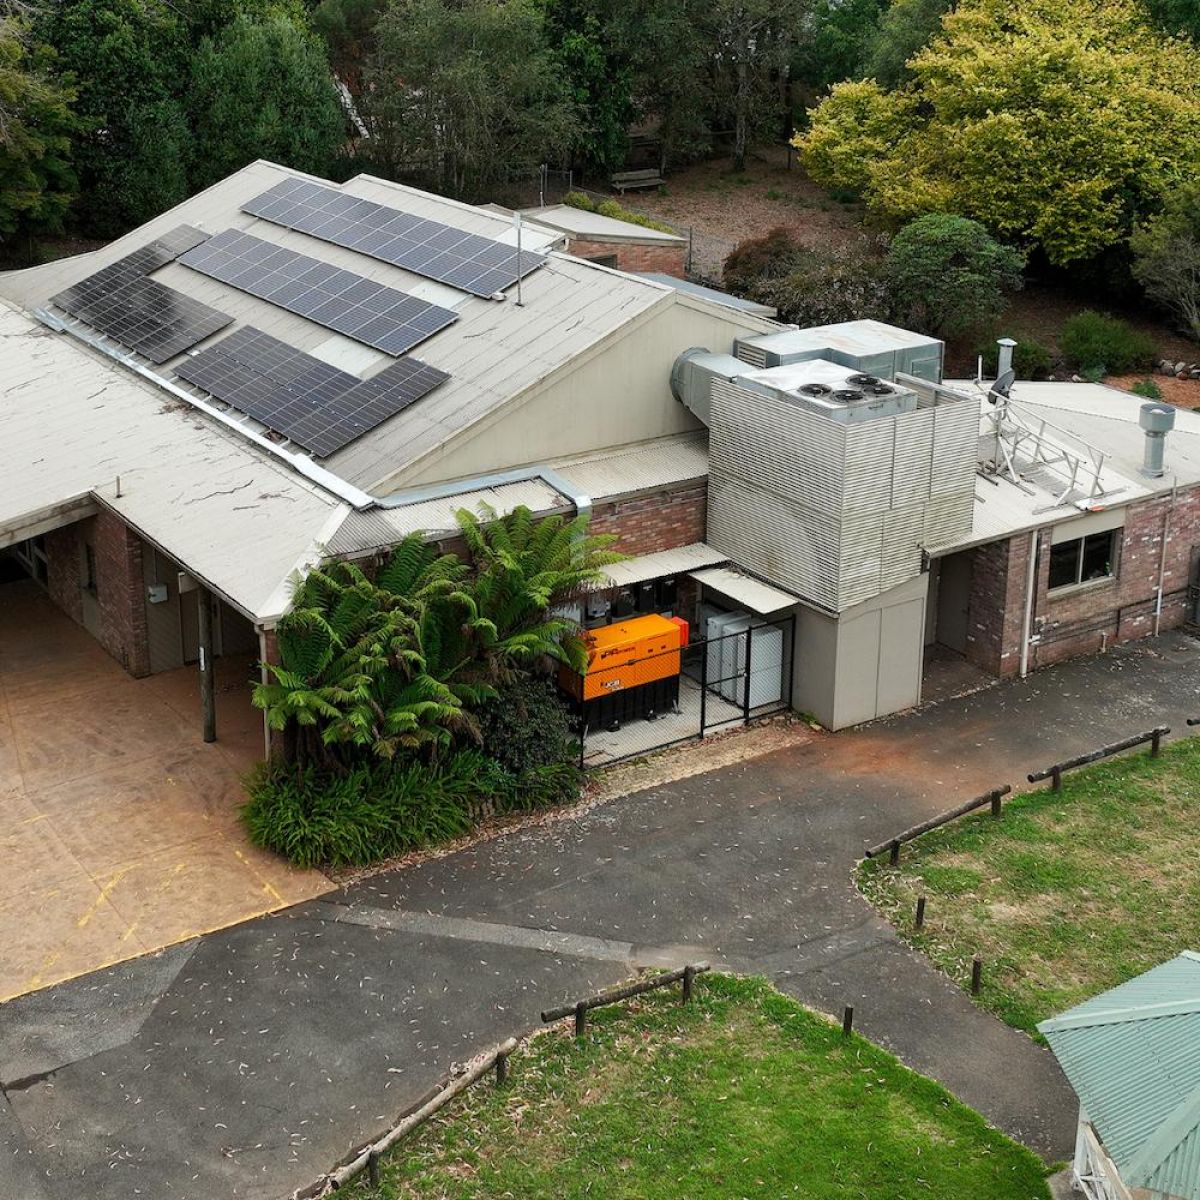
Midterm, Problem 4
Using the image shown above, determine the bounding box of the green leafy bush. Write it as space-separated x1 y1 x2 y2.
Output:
886 214 1025 338
976 334 1054 381
742 240 893 327
476 675 579 777
722 226 806 291
1060 311 1157 374
1132 378 1164 399
243 745 581 868
561 191 677 235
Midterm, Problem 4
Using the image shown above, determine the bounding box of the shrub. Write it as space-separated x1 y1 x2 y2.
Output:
722 226 807 291
1132 378 1164 399
1060 311 1157 374
886 214 1025 338
977 334 1054 381
243 744 581 868
1130 181 1200 342
743 240 893 327
561 191 677 235
476 675 578 777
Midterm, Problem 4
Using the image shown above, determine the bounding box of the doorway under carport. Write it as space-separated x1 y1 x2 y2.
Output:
0 572 328 1003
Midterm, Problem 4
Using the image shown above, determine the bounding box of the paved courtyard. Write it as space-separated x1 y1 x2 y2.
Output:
0 580 329 1001
1 629 1198 1199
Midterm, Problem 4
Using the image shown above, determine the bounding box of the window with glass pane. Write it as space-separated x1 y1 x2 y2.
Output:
1048 530 1117 590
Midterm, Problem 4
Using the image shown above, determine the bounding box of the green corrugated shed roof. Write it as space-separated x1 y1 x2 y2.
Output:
1039 952 1200 1200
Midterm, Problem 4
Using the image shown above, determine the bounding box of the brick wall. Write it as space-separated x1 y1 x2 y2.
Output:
965 486 1200 676
566 237 687 279
589 482 707 558
43 511 152 677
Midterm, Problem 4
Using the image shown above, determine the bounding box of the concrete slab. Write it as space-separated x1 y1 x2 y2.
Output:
0 580 329 1002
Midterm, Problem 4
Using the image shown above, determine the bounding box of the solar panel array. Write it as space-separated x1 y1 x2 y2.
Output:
241 178 544 298
50 225 231 364
178 229 457 356
174 325 449 457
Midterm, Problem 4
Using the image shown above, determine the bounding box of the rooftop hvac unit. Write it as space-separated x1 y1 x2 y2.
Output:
736 359 920 423
734 319 944 384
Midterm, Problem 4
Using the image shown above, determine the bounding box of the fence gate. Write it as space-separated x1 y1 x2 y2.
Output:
575 615 795 768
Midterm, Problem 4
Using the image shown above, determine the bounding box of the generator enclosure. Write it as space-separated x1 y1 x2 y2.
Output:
559 614 683 702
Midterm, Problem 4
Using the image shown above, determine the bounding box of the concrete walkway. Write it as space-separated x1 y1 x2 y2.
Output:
1 631 1198 1199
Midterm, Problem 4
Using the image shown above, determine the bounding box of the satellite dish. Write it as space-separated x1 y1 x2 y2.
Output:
988 368 1016 404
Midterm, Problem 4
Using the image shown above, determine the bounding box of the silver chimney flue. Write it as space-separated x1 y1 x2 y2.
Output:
996 337 1017 380
1139 402 1176 477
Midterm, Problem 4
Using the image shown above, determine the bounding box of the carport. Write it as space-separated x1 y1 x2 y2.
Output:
0 573 328 1001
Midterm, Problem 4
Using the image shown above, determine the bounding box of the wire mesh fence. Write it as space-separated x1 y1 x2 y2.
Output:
571 615 795 768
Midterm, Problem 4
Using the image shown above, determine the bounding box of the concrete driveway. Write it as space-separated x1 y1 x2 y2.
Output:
1 630 1198 1199
0 581 328 1001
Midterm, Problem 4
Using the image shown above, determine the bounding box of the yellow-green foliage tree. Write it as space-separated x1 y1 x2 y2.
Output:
798 0 1200 265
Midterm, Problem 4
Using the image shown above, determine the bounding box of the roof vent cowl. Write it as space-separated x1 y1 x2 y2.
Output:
1139 402 1176 478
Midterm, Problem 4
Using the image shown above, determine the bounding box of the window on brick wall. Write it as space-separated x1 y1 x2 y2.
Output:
83 542 98 597
1048 530 1117 591
584 253 618 268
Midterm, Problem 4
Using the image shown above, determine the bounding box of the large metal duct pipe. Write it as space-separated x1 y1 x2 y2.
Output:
670 347 750 427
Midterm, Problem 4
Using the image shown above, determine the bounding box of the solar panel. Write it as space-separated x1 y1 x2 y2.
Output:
241 178 544 298
174 326 449 457
178 229 458 356
49 225 230 363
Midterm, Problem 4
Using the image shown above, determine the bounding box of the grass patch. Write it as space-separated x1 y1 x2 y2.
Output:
859 738 1200 1035
348 975 1050 1200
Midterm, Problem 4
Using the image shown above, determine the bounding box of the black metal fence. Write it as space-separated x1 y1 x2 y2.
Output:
575 615 795 768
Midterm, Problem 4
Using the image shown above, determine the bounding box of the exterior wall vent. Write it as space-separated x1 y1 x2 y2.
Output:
1139 402 1176 478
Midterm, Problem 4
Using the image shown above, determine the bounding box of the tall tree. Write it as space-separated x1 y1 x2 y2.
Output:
799 0 1200 265
188 11 346 189
1131 183 1200 342
706 0 807 171
38 0 188 236
791 0 887 97
363 0 578 199
0 1 78 249
860 0 951 86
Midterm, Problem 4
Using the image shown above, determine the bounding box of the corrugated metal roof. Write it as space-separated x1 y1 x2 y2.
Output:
1039 952 1200 1200
690 566 797 614
635 273 778 318
523 205 686 245
0 301 343 622
552 434 708 499
0 160 675 495
599 543 726 587
327 478 564 557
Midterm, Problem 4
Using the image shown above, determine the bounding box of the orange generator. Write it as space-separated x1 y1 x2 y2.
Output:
560 614 688 731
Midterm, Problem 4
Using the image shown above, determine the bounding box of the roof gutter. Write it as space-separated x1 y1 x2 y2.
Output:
374 464 593 518
33 308 376 511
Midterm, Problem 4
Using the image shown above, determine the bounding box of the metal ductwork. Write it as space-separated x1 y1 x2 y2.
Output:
1139 402 1176 478
670 348 749 427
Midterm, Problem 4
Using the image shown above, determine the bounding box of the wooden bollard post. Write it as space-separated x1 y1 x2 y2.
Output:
495 1049 509 1087
682 964 695 1004
971 956 983 995
842 1005 854 1037
1050 766 1062 792
889 839 901 866
368 1150 380 1188
574 1001 587 1040
1152 728 1163 757
915 896 926 930
990 790 1003 818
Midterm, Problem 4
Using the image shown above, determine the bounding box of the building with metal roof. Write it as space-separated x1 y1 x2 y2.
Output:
1039 952 1200 1200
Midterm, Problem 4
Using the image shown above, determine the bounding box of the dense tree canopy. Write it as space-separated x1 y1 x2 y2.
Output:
799 0 1200 265
1131 183 1200 342
363 0 578 198
189 12 346 189
0 2 78 244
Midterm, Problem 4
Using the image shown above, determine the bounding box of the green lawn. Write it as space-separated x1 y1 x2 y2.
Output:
859 737 1200 1035
349 974 1049 1200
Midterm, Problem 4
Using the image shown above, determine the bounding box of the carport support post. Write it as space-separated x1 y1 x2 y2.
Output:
198 588 216 744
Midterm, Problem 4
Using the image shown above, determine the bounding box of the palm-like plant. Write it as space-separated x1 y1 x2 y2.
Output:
253 511 622 769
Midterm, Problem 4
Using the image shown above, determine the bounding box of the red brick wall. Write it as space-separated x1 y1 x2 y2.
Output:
43 511 151 678
965 486 1200 676
567 237 687 278
964 533 1032 676
589 482 707 558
